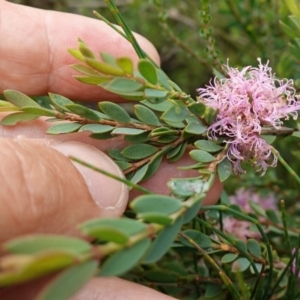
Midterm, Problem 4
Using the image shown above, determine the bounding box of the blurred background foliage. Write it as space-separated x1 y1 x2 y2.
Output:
8 0 300 206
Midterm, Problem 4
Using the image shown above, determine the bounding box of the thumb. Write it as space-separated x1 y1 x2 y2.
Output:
0 138 128 243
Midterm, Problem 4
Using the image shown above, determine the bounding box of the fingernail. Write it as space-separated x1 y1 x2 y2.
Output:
52 141 128 213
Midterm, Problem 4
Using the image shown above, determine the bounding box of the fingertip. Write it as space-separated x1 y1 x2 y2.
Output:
0 138 128 242
52 141 128 216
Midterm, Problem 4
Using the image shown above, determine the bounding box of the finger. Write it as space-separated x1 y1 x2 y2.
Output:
0 1 160 100
0 276 177 300
0 138 128 243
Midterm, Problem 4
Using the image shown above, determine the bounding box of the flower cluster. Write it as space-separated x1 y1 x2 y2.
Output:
222 188 277 241
198 59 300 175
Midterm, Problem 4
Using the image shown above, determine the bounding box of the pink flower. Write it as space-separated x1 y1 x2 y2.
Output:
198 59 300 175
291 248 300 277
222 188 277 241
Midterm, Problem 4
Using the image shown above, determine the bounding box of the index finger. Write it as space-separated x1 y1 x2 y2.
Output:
0 1 160 100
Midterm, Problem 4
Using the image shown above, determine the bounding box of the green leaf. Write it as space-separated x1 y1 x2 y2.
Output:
79 218 147 241
125 131 150 143
115 160 132 171
65 104 100 121
4 235 92 255
48 93 74 112
78 40 96 59
234 239 247 252
217 158 232 182
118 91 145 101
107 149 127 161
131 194 183 215
189 150 215 163
187 102 206 117
149 127 179 137
101 78 143 93
21 107 56 117
144 88 168 100
163 119 185 128
248 201 266 217
116 57 134 74
194 140 223 152
184 121 207 135
247 239 261 258
221 253 238 263
167 141 188 163
182 198 204 224
232 257 250 273
143 217 183 264
137 212 173 225
79 124 114 134
168 177 212 197
46 123 82 134
141 99 173 112
74 76 111 85
0 251 76 286
156 135 177 144
84 58 124 76
0 112 39 126
121 143 158 160
161 102 190 122
266 209 280 224
111 128 145 135
0 100 20 112
3 90 40 108
142 154 163 181
100 52 118 66
36 260 98 300
157 69 172 90
134 104 160 126
99 101 131 123
180 230 212 248
71 64 103 76
138 59 158 84
130 164 149 184
68 48 85 62
100 239 150 276
261 135 276 144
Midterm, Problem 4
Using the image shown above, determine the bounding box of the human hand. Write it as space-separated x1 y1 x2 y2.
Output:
0 1 222 299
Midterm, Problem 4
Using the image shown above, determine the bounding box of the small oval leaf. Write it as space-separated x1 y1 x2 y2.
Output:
116 57 134 74
102 78 143 93
100 239 150 276
46 123 82 134
143 217 183 264
217 158 232 182
138 59 158 84
221 253 238 264
131 194 183 215
232 257 250 273
194 140 223 152
4 235 92 255
65 104 100 121
79 124 114 134
247 239 261 258
189 150 215 163
36 260 98 300
0 112 39 126
99 101 131 123
121 143 158 160
134 104 160 126
3 90 40 108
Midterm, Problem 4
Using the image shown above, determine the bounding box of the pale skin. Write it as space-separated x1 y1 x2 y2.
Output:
0 1 223 299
